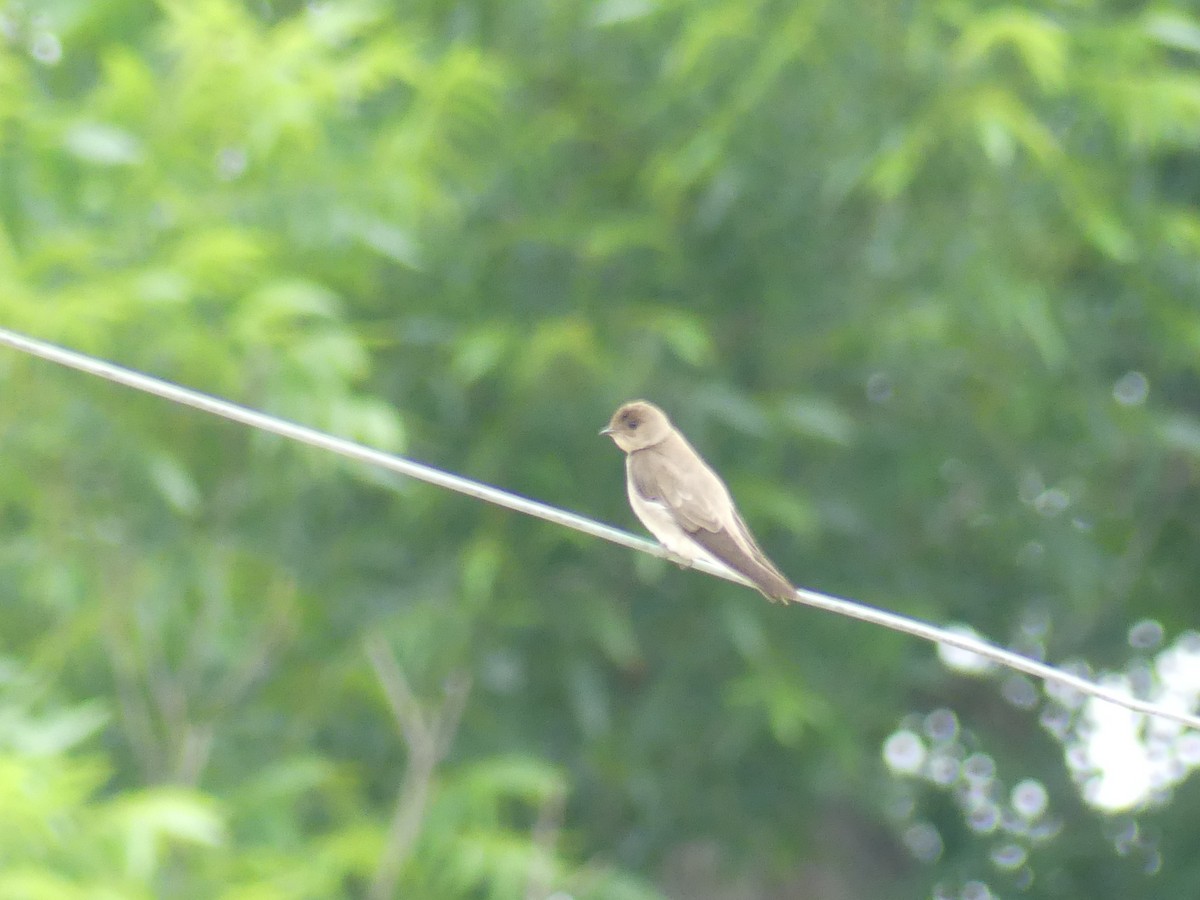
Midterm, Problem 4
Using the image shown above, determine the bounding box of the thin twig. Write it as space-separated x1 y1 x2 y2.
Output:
365 636 471 900
525 789 566 900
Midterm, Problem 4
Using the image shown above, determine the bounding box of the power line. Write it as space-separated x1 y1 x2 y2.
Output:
2 326 1198 731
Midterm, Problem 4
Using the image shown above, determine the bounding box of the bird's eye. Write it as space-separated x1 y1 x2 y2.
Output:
628 419 639 430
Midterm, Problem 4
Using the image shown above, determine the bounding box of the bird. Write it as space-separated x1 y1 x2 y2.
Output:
601 400 796 603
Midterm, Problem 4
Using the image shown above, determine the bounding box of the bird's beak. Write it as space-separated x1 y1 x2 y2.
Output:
599 426 615 436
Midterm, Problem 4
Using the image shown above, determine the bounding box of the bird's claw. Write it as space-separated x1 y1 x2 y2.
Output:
663 549 692 570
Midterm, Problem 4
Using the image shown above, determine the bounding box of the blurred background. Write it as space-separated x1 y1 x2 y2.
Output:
3 0 1200 897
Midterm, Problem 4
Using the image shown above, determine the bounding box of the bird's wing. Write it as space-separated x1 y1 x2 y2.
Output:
629 446 794 602
627 446 724 533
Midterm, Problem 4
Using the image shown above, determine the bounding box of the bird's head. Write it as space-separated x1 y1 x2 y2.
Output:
600 400 672 452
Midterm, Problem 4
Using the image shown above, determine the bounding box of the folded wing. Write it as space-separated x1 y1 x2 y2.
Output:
628 447 795 603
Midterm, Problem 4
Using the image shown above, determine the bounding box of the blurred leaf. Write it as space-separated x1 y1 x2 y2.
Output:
782 395 856 446
108 789 225 879
954 10 1068 93
592 0 659 27
1158 414 1200 458
62 123 145 166
146 453 201 515
633 309 715 367
452 325 516 386
1143 11 1200 56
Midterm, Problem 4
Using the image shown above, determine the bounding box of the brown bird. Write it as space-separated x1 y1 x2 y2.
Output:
601 400 796 603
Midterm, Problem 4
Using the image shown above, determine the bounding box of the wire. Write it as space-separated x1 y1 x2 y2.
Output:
2 326 1198 731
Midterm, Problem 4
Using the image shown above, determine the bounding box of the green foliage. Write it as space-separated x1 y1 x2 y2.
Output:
0 663 221 898
4 0 1200 896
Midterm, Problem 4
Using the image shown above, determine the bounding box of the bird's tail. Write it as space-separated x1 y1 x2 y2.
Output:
754 567 796 605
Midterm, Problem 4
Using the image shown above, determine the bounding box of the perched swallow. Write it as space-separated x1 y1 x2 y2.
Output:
601 400 795 603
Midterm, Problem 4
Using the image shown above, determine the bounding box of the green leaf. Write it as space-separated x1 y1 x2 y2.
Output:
62 123 144 166
108 789 225 879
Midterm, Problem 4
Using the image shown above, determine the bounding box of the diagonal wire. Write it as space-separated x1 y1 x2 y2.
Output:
2 326 1198 731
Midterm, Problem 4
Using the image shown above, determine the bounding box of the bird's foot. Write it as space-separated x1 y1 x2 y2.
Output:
663 549 692 570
